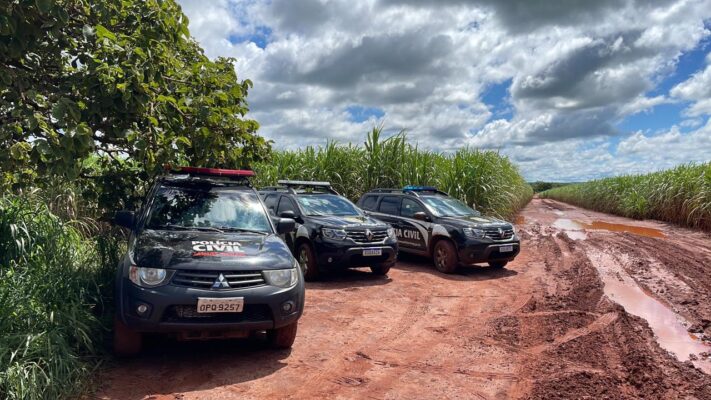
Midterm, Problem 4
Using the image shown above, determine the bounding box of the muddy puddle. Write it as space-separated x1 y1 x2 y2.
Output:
553 219 666 240
599 272 711 373
552 219 587 240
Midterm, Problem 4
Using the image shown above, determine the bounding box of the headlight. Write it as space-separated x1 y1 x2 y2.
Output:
463 227 486 239
129 265 168 287
387 227 396 238
263 268 298 288
322 227 347 240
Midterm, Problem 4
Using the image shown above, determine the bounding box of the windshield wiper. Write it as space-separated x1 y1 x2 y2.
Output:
217 227 268 235
156 224 224 232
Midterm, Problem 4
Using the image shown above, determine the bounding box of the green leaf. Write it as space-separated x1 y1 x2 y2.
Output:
35 0 52 14
94 24 117 41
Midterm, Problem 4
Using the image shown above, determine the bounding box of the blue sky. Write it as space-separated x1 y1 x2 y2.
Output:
179 0 711 181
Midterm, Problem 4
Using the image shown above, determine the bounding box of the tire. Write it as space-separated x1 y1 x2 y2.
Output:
488 261 508 269
113 316 142 357
297 242 320 281
268 321 299 349
370 262 392 276
433 239 458 273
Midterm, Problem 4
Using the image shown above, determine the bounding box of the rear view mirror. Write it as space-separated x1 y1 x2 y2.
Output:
413 211 430 222
279 210 296 219
114 210 135 229
276 218 296 234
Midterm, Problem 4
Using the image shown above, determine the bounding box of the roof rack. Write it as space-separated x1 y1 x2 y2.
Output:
367 186 450 197
272 180 340 195
260 186 297 194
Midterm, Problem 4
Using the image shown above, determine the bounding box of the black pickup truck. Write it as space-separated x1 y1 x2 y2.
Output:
112 167 303 355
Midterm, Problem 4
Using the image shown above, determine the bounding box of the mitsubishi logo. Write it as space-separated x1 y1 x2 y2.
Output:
212 273 230 289
365 229 374 241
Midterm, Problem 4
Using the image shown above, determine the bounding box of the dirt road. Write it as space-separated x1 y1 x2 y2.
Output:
98 199 711 399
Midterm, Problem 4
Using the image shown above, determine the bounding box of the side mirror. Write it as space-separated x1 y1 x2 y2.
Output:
114 210 135 229
276 218 296 234
413 211 430 222
279 210 296 219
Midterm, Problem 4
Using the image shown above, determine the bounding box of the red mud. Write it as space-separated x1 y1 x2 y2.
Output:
96 198 711 399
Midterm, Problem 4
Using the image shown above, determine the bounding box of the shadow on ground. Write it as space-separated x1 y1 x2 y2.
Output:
99 335 289 399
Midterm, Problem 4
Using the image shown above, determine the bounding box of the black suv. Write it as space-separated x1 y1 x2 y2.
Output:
112 167 304 355
357 186 520 273
259 180 398 281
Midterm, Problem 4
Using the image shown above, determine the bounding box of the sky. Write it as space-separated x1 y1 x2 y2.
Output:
177 0 711 182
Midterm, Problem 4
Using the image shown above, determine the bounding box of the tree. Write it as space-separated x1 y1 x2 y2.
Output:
0 0 270 209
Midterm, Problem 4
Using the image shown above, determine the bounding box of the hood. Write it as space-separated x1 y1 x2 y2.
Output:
132 230 294 271
310 214 388 229
440 214 511 228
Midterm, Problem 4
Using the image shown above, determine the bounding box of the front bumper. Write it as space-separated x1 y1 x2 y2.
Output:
313 240 398 270
116 278 305 333
457 238 521 265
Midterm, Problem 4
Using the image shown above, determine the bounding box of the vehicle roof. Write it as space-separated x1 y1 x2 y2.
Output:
363 188 450 197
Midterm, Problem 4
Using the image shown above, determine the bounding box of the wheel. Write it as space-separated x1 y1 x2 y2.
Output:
113 316 142 356
297 242 320 281
433 240 458 273
268 321 299 349
370 262 392 276
488 261 508 269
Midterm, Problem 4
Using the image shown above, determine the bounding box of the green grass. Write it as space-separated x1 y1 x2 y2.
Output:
254 127 533 220
0 195 120 400
540 163 711 231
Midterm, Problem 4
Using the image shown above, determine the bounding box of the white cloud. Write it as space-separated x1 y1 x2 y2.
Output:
177 0 711 180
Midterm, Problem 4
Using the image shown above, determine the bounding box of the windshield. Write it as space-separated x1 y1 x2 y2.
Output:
145 185 271 233
420 196 481 217
296 194 361 216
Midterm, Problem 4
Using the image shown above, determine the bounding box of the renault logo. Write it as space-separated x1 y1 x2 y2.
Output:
212 273 230 289
497 228 503 236
365 229 374 241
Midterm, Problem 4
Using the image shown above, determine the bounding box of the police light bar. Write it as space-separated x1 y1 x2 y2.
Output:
277 180 331 187
168 166 256 177
403 185 438 191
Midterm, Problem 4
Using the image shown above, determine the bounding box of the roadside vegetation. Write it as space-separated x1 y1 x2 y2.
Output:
529 181 572 193
0 194 122 400
254 128 533 220
541 163 711 231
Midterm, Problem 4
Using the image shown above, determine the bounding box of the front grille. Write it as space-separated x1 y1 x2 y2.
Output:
484 227 514 241
346 228 388 243
172 270 265 290
162 304 272 323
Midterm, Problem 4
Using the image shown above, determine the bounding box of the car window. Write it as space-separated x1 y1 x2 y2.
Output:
263 194 279 214
296 194 361 216
146 186 271 232
420 195 481 217
401 198 425 218
277 197 297 216
361 195 378 211
378 196 401 215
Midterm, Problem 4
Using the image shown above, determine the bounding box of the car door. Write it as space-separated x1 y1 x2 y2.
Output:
374 195 406 242
398 197 430 253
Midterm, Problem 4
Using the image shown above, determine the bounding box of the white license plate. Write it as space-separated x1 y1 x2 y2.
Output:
362 248 382 256
499 245 514 253
196 297 244 313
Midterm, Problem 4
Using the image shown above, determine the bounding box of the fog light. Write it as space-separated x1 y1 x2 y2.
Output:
137 304 148 314
281 301 295 314
328 257 333 263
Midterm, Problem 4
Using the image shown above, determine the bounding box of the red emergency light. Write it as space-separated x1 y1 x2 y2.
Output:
167 165 256 177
